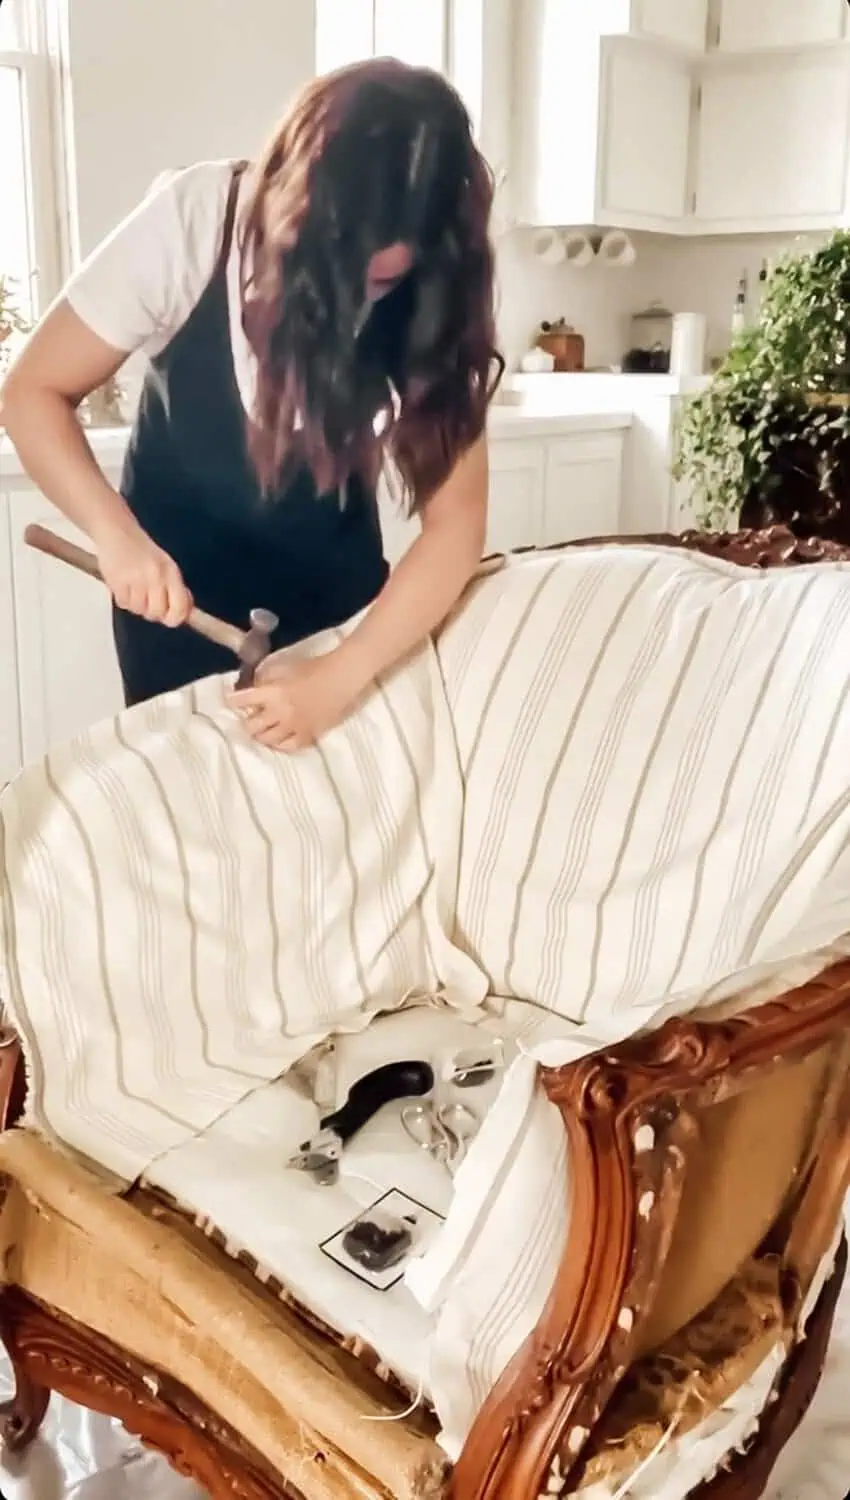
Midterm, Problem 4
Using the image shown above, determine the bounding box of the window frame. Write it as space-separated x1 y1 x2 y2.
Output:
374 0 452 71
0 0 65 317
316 0 453 80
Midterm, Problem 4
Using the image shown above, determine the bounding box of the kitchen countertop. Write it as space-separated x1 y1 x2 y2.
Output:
506 372 712 401
487 405 632 437
0 407 633 478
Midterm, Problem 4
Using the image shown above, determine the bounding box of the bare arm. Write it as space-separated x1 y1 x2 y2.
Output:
340 432 489 688
0 300 138 545
231 434 489 749
0 302 191 623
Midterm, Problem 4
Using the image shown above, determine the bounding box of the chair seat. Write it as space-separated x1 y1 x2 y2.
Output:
142 1004 528 1398
0 1127 447 1500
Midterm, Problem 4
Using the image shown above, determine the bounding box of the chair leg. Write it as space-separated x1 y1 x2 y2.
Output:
0 1369 50 1453
0 1291 50 1452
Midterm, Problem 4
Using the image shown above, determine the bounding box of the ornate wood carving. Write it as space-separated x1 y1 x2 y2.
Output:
452 961 850 1500
0 1289 295 1500
558 523 850 569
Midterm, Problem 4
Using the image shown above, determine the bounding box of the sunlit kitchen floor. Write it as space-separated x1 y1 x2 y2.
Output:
1 1224 849 1500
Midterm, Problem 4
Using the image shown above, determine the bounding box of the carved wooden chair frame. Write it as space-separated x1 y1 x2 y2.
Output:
0 526 848 1500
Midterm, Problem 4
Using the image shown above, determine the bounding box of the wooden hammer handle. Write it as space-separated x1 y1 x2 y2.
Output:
24 523 246 655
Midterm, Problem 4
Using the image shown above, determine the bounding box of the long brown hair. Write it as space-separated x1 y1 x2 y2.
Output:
240 58 503 508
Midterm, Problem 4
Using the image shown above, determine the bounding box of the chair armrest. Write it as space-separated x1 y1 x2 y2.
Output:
452 959 850 1500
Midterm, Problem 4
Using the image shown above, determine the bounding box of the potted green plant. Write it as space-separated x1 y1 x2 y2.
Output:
674 231 850 535
0 273 30 378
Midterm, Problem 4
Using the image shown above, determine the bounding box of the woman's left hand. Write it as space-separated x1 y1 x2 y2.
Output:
227 649 365 752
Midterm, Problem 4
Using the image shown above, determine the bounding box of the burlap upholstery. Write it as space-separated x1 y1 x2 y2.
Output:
0 1028 840 1500
0 1130 446 1500
636 1041 832 1356
577 1256 787 1491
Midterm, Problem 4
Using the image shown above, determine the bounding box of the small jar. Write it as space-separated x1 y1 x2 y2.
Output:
623 302 673 374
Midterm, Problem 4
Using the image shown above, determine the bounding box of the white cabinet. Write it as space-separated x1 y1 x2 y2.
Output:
635 0 708 52
9 490 124 765
515 0 694 229
0 500 22 786
487 427 626 553
591 0 708 52
487 441 545 554
514 0 850 236
694 52 850 229
598 43 693 223
542 435 624 546
715 0 846 53
377 428 627 565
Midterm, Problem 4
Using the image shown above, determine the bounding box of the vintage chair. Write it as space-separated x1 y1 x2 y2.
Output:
0 526 848 1500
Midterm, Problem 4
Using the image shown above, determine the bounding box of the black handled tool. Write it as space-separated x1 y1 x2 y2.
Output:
288 1059 435 1185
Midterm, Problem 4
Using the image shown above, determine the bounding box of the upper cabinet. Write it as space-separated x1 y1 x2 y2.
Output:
714 0 847 53
515 0 694 229
588 0 708 52
511 0 850 236
598 43 693 225
634 0 709 52
694 50 850 231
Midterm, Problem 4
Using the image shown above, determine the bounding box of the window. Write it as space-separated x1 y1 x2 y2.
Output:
316 0 450 77
0 0 61 322
314 2 490 154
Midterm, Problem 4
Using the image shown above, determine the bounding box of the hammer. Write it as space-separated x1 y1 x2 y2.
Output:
24 523 279 688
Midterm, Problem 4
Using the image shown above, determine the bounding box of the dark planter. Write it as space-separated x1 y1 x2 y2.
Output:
738 397 850 545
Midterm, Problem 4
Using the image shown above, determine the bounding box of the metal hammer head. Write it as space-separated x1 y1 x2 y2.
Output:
235 608 279 688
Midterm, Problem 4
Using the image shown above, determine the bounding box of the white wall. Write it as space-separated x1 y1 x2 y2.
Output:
63 0 636 374
496 228 639 371
61 1 825 383
628 231 825 367
496 227 827 374
66 0 317 258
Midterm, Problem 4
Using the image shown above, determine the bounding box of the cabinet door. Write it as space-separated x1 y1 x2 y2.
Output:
717 0 846 52
636 0 708 51
598 43 693 222
10 491 125 763
487 440 545 553
0 499 22 784
542 435 624 546
695 55 850 227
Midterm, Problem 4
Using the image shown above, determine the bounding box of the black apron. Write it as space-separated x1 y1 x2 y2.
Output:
114 166 388 706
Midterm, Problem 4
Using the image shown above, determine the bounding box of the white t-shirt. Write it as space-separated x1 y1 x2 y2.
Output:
64 161 258 411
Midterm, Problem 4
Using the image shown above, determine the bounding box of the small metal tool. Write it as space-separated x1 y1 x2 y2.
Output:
288 1059 435 1186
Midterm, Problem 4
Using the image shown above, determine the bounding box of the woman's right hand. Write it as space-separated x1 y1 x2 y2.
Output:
96 520 193 627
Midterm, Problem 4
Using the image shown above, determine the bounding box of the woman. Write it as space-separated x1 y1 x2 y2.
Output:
0 59 502 751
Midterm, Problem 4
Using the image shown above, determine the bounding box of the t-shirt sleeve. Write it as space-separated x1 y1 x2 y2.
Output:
63 163 230 357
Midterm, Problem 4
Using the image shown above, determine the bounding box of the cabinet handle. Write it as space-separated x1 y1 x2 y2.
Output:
23 523 246 655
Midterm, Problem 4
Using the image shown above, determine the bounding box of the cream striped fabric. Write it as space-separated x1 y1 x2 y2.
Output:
0 628 484 1182
6 545 850 1468
441 547 850 1019
407 545 850 1460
